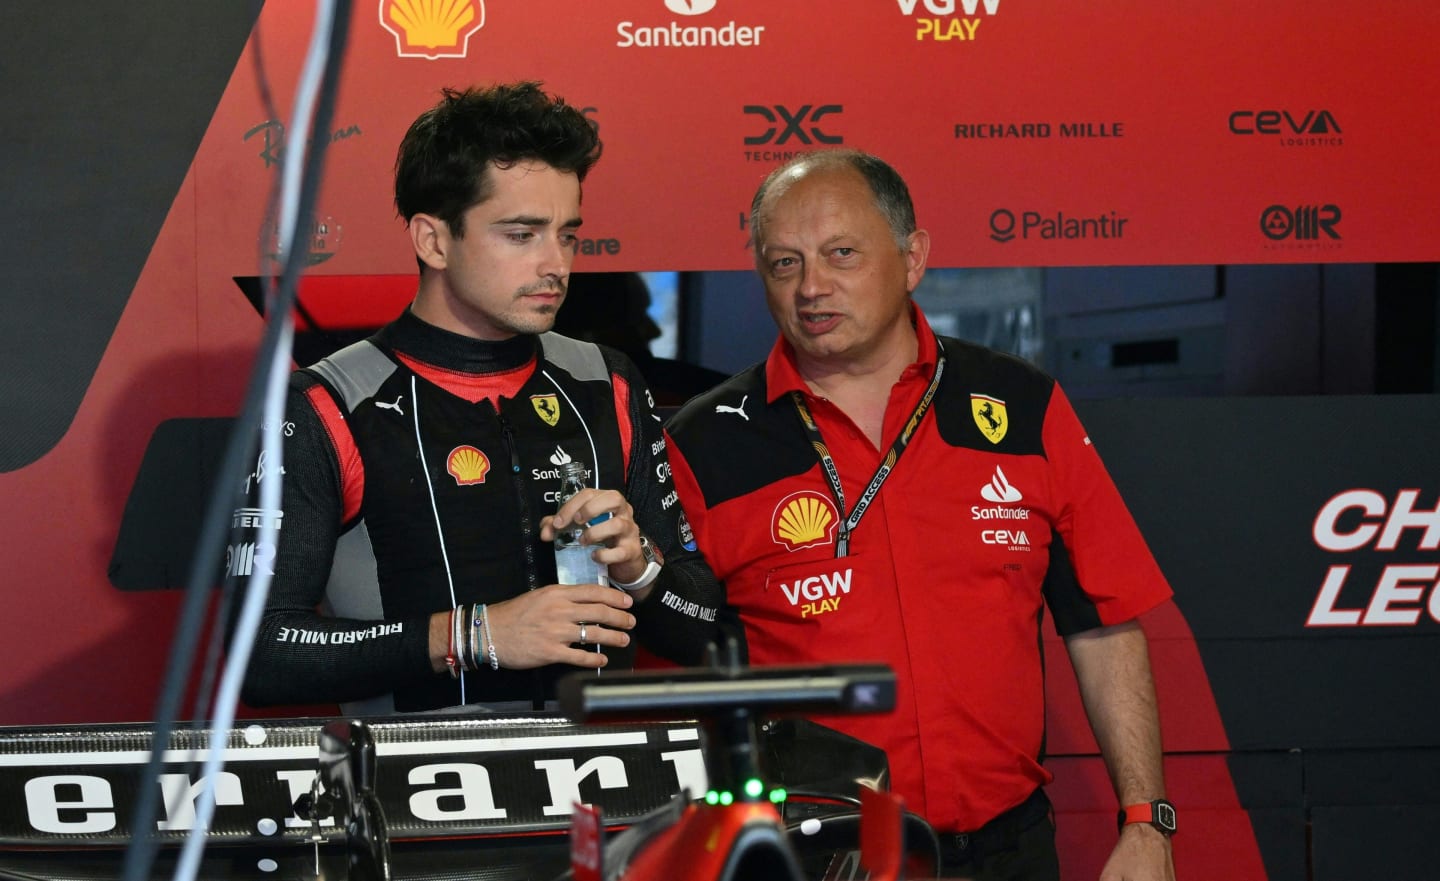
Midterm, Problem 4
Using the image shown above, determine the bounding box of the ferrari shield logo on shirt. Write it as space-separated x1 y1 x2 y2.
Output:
447 445 490 485
772 491 839 551
531 394 561 426
971 394 1008 444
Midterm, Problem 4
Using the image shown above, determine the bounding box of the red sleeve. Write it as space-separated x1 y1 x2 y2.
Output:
304 384 363 525
1044 383 1173 626
612 372 633 476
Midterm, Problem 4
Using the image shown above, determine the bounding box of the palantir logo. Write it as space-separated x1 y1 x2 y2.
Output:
666 0 717 13
980 466 1023 503
989 209 1016 243
1261 204 1341 241
986 208 1128 242
381 0 485 60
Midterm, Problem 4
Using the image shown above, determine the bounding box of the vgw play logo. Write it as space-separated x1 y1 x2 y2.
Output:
895 0 1002 41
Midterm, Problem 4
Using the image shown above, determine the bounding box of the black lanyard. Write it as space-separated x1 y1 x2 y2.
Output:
789 342 946 558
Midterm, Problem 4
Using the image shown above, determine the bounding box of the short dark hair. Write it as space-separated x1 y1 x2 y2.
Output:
393 81 602 237
749 149 917 253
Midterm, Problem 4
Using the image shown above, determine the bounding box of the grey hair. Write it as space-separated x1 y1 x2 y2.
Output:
749 149 917 254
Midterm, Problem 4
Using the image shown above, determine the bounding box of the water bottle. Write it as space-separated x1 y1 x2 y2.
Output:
554 460 608 587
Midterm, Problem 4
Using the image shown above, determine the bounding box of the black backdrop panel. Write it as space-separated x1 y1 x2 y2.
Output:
0 2 261 472
1077 395 1440 750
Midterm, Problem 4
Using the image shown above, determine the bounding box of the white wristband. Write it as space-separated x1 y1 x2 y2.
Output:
610 560 661 592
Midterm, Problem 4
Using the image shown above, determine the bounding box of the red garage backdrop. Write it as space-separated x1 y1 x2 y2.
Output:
198 0 1436 277
0 2 1436 880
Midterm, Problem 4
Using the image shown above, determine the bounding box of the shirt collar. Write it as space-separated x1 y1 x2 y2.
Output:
763 302 940 404
373 307 538 375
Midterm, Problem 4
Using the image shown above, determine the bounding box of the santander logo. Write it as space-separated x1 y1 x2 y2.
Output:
980 466 1023 503
665 0 717 14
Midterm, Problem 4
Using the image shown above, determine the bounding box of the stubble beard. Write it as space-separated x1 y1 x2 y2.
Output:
506 278 568 335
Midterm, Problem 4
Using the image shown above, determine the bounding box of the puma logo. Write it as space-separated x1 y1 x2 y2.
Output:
375 396 404 416
715 395 749 421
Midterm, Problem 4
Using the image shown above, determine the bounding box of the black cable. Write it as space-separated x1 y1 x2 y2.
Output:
120 3 352 879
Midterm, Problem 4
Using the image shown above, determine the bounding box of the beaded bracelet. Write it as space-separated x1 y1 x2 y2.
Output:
480 603 499 670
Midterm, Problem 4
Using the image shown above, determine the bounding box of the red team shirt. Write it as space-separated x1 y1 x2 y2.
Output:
664 307 1172 832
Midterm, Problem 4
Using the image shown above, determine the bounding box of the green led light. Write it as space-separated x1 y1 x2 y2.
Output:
704 790 720 805
744 778 765 799
719 791 734 806
769 788 787 803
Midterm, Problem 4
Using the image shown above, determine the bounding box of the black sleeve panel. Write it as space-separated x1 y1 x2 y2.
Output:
601 349 727 664
231 372 433 707
662 365 817 510
1041 528 1104 636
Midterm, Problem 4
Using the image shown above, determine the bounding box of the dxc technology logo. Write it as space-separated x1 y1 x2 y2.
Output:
742 105 843 162
743 105 843 146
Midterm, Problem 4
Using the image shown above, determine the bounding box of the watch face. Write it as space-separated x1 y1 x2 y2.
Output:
1155 801 1177 833
640 534 663 565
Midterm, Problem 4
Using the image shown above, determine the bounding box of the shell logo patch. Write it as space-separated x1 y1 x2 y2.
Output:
772 491 839 551
971 394 1008 444
447 445 490 485
531 394 561 427
381 0 485 60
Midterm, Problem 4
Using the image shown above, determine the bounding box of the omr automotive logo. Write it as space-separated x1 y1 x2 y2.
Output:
226 542 275 578
989 208 1128 243
1229 109 1342 148
743 104 843 162
1260 204 1342 251
895 0 1001 42
380 0 485 60
618 0 765 48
